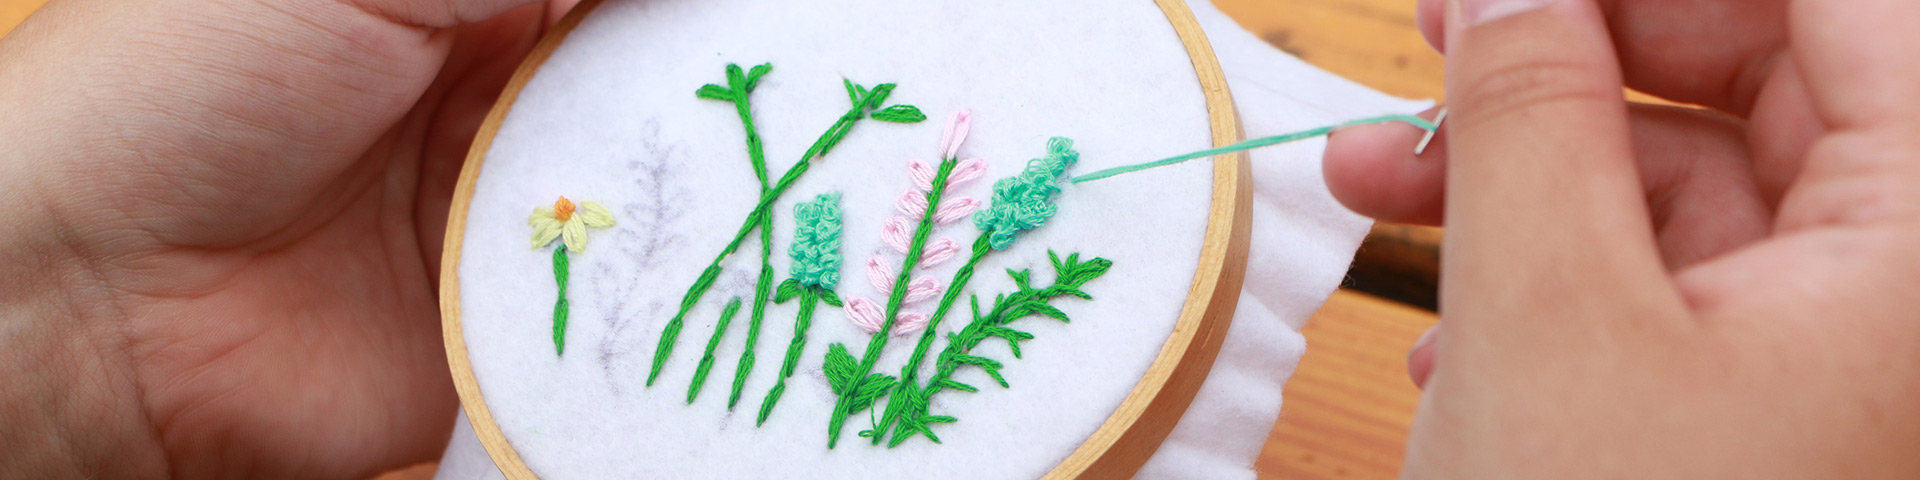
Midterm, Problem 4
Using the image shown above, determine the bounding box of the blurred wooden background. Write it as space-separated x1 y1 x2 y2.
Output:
0 1 1445 478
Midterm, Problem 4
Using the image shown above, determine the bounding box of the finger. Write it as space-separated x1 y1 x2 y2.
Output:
1322 106 1449 225
1789 0 1920 130
1419 0 1791 117
1770 0 1920 233
347 0 547 28
1407 326 1437 389
1326 103 1771 269
1441 0 1679 310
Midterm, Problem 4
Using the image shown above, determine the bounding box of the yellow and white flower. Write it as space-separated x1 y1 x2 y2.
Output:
530 196 615 252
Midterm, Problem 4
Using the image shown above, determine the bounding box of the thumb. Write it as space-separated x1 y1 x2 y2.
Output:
1439 0 1684 330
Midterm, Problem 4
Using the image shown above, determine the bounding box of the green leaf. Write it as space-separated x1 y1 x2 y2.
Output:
985 326 1034 358
923 415 956 424
824 344 857 394
724 63 747 91
1056 287 1093 300
696 84 733 101
843 79 862 106
820 290 844 307
848 373 897 413
869 105 926 123
745 63 772 91
982 366 1009 388
774 279 800 304
934 378 977 393
1076 258 1114 281
1028 303 1070 323
1006 269 1030 290
864 83 896 108
953 354 1004 371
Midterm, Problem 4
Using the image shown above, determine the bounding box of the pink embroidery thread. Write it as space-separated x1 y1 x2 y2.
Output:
842 109 986 338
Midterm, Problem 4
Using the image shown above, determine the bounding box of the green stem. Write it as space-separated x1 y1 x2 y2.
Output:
727 67 775 411
827 158 957 448
647 89 884 387
871 233 992 443
688 297 744 403
756 289 818 425
551 245 570 356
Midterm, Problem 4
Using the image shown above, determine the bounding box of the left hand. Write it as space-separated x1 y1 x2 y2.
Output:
0 0 575 477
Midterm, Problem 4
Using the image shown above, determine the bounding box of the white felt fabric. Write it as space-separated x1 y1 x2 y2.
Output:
436 1 1428 478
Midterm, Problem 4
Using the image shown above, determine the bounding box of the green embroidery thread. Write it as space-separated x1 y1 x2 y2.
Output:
647 68 925 387
700 63 779 410
1069 114 1436 184
824 158 958 448
880 252 1112 447
688 297 745 404
552 245 569 355
870 137 1081 444
757 193 846 425
529 196 615 356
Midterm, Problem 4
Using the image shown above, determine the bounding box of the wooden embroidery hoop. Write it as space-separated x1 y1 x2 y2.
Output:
439 0 1250 477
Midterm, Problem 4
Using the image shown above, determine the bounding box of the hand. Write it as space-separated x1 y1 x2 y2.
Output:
1322 0 1920 476
0 0 575 477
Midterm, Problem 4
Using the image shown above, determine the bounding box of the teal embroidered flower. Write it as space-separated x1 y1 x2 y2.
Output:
972 137 1078 250
789 193 844 289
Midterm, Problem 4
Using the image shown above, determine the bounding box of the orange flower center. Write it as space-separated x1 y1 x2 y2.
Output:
554 197 575 222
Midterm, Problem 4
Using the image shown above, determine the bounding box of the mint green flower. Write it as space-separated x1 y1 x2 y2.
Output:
789 193 843 289
972 137 1078 250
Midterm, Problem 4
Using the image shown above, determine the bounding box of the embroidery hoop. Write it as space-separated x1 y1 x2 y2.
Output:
438 0 1251 477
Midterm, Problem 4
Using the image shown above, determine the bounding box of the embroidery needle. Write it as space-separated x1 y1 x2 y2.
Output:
1414 107 1447 156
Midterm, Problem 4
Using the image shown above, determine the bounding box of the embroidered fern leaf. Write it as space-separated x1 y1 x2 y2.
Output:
876 251 1113 447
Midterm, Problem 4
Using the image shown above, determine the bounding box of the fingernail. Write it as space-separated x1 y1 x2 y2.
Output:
1458 0 1556 26
1410 326 1438 355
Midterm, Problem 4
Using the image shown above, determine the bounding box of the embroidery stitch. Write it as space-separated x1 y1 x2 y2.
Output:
879 252 1112 447
646 67 926 387
825 110 982 448
756 193 846 425
707 63 781 410
529 197 615 356
687 297 745 403
869 137 1082 445
1069 114 1436 183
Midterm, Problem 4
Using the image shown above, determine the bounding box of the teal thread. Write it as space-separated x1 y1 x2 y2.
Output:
688 297 744 404
825 158 958 448
972 137 1080 250
1069 114 1436 184
757 194 845 425
789 194 844 289
646 72 925 387
551 245 570 356
881 251 1112 447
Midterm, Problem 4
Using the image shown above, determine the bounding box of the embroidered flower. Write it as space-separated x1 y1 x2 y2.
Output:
530 196 616 252
973 137 1078 250
789 194 844 289
844 110 987 337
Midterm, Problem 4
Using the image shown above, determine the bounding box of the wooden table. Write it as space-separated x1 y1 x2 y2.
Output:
0 1 1445 479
